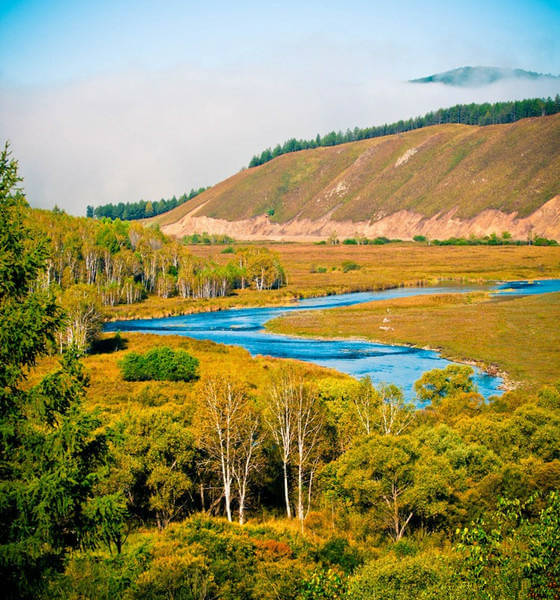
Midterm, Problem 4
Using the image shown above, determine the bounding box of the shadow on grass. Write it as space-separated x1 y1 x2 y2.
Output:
91 333 128 354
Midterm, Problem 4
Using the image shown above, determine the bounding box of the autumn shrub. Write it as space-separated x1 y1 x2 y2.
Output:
253 538 293 561
253 561 306 600
48 544 151 600
119 347 199 382
129 540 214 600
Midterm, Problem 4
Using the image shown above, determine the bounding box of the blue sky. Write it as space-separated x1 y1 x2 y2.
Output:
1 0 559 212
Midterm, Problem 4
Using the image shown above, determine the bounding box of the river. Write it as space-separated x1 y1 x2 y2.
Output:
105 279 560 400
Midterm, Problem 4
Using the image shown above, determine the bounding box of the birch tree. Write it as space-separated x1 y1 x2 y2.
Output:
57 284 104 352
266 368 297 518
377 383 414 436
198 375 262 523
293 379 324 528
350 376 381 436
232 407 262 525
349 378 413 438
266 366 324 525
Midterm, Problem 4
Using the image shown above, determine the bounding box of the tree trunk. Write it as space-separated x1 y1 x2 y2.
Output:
283 461 291 518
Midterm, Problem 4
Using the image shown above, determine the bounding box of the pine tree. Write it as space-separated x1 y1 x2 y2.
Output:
0 143 110 599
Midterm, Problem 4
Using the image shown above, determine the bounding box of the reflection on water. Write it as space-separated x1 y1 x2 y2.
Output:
105 280 560 400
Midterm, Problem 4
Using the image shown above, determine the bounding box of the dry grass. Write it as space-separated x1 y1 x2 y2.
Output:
267 291 560 386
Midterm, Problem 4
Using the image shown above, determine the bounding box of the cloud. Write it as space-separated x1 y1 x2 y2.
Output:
1 62 558 215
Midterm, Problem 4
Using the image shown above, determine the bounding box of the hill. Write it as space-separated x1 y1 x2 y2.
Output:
410 65 560 87
149 114 560 242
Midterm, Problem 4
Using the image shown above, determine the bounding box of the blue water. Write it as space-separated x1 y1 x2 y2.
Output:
493 279 560 296
105 279 560 400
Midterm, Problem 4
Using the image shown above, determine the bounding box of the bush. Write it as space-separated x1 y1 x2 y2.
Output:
298 569 347 600
413 235 427 242
315 538 362 573
120 347 199 382
341 261 360 273
310 265 328 273
342 238 358 245
348 555 441 600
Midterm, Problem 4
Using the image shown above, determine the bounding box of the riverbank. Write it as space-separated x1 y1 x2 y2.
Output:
266 291 560 387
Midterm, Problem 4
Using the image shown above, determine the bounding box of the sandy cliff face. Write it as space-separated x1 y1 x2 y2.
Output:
162 195 560 242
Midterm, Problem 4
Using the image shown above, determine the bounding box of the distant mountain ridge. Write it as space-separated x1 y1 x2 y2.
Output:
410 66 560 87
149 114 560 242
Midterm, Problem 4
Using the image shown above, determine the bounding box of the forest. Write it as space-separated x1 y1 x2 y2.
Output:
88 187 209 221
30 208 285 351
248 95 560 167
1 145 559 600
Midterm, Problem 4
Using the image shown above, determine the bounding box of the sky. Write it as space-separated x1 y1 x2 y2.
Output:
1 0 559 214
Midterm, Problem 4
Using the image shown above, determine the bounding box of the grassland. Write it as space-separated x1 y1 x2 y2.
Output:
30 332 350 416
151 114 560 226
107 244 560 320
267 291 560 387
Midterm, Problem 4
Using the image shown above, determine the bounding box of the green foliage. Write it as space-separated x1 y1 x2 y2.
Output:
431 232 558 245
110 409 198 529
415 365 477 405
182 231 235 244
456 492 560 599
92 187 209 221
341 260 360 273
248 95 560 167
83 493 129 554
314 538 362 573
310 265 328 273
342 236 396 246
298 569 347 600
119 347 199 382
413 235 427 242
348 554 441 600
0 145 112 598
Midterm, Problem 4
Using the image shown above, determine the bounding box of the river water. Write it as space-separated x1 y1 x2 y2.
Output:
105 279 560 400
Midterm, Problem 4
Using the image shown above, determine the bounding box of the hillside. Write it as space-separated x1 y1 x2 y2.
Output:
410 66 560 87
151 114 560 241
